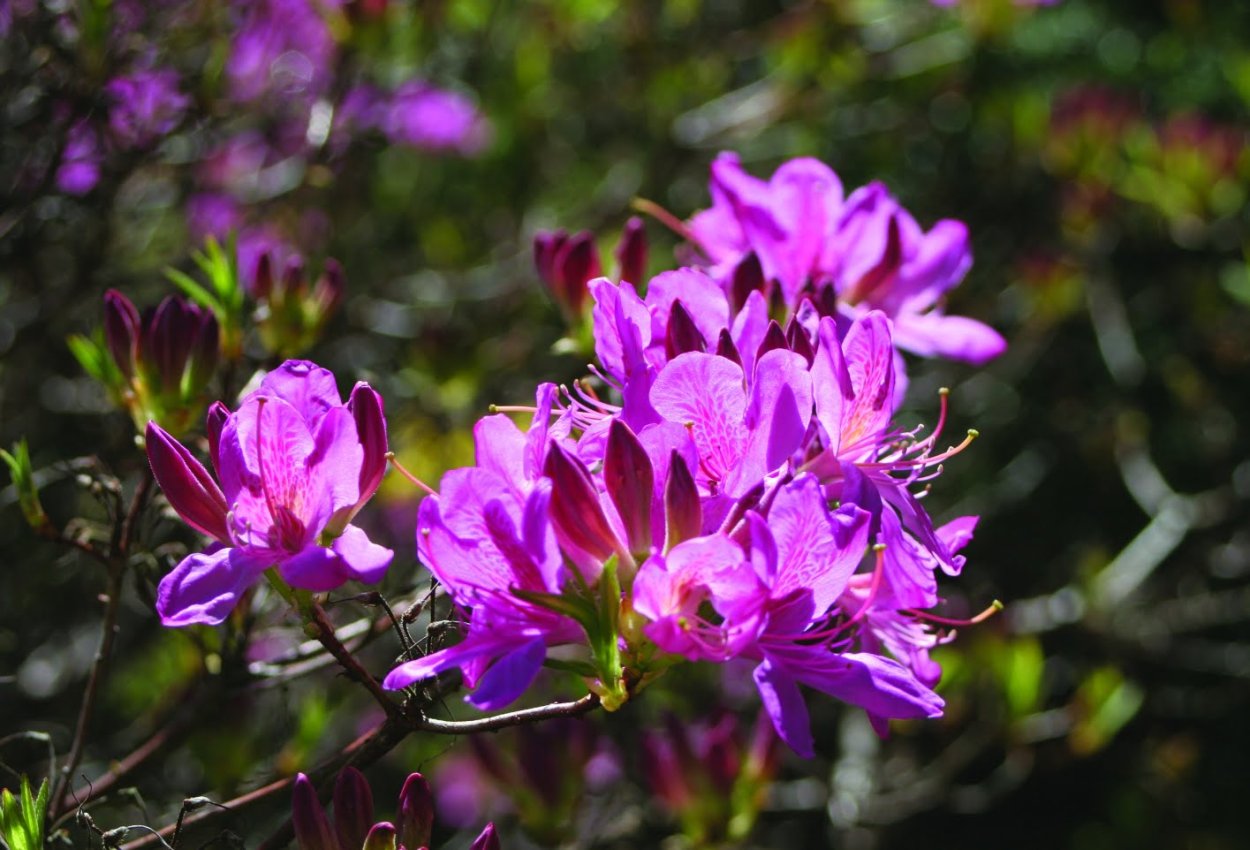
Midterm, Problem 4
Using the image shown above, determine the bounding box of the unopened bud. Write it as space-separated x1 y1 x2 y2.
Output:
614 216 647 286
332 767 375 850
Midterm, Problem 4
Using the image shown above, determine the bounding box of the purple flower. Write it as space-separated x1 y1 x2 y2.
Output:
680 152 1005 366
55 121 101 196
384 81 488 154
383 385 583 708
186 193 244 241
227 0 337 104
104 69 189 149
149 360 391 626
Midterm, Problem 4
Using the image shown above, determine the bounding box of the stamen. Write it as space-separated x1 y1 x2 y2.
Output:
386 452 436 496
905 599 1003 627
489 404 538 414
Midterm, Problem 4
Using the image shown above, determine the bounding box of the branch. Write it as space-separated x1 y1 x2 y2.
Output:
52 471 152 819
52 560 125 819
306 603 400 718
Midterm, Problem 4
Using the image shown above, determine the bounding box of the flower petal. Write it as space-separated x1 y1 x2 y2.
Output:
156 547 266 627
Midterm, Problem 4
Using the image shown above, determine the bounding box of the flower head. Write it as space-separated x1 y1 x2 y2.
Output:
149 360 391 626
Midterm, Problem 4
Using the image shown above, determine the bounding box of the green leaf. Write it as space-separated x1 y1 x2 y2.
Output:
0 776 48 850
165 267 221 313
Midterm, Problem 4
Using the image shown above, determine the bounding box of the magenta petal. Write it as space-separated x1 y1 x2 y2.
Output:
332 524 393 584
254 360 343 424
753 659 814 758
730 349 811 495
347 382 388 501
650 352 746 487
466 635 546 710
156 547 266 627
897 218 972 308
768 475 869 616
892 312 1007 365
310 406 364 517
279 545 350 592
644 268 730 350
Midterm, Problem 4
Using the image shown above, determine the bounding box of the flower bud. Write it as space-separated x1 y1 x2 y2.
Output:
664 300 706 359
102 289 140 379
396 773 434 850
205 401 229 476
533 229 567 286
730 252 764 313
785 316 815 366
145 421 230 543
291 774 336 850
613 216 647 286
536 229 603 322
715 328 742 367
361 822 397 850
332 767 375 850
347 383 388 503
543 443 619 566
754 320 788 362
469 823 500 850
663 452 701 552
603 420 653 558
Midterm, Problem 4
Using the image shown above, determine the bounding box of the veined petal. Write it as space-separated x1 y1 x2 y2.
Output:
309 405 363 516
768 475 869 616
764 644 944 724
156 547 267 626
650 352 746 489
729 349 811 495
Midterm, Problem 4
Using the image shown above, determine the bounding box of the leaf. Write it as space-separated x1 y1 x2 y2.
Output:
0 776 48 850
165 267 221 313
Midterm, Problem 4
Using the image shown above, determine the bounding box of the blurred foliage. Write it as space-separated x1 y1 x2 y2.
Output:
2 0 1250 849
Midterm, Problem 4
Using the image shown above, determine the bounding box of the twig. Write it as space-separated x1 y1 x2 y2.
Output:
52 561 126 819
52 472 152 819
413 692 601 735
306 603 399 718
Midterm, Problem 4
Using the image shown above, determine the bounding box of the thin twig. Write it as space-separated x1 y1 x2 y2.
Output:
413 692 601 735
52 472 152 819
307 603 399 718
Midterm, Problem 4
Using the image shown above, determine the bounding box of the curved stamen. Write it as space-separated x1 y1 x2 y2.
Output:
904 599 1003 628
386 452 435 496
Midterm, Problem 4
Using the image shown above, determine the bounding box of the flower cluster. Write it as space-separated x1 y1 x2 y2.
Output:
384 153 999 756
146 360 392 626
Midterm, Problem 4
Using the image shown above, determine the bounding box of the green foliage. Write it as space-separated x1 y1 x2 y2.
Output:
0 440 50 534
0 776 48 850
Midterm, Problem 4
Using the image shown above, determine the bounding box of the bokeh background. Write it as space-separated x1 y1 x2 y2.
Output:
2 0 1249 848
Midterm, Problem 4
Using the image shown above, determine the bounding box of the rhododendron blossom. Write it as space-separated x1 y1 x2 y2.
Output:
147 360 392 626
386 146 997 747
